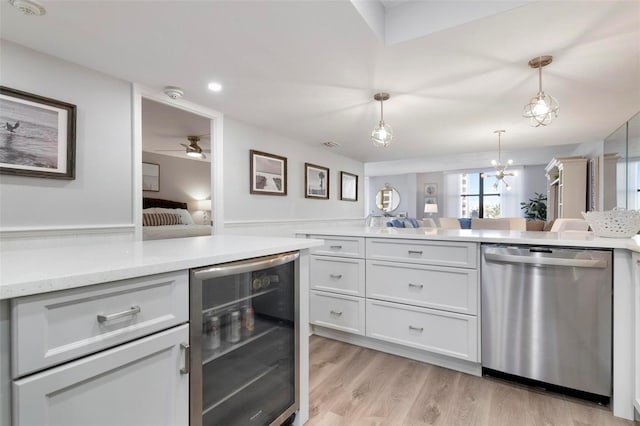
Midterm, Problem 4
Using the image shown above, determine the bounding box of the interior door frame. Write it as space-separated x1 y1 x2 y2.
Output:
132 84 224 240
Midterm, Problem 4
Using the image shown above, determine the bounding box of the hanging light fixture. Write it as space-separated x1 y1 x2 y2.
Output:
523 55 559 127
371 92 393 147
482 130 516 191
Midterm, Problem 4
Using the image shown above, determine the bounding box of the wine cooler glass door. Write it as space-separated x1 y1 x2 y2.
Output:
190 252 299 426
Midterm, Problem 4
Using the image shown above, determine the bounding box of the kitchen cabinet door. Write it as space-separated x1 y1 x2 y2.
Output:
12 324 189 426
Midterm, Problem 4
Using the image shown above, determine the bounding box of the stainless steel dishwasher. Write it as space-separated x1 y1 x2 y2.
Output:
481 244 612 400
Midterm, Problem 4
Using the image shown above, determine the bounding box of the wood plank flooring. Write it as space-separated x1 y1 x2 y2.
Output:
307 336 637 426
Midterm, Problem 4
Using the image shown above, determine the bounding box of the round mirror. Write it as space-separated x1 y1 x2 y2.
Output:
376 185 401 213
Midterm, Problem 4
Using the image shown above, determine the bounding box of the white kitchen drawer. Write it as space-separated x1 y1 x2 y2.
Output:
309 235 364 258
12 324 189 426
310 255 365 296
366 238 477 268
366 260 478 315
12 270 188 377
310 290 365 335
366 299 478 362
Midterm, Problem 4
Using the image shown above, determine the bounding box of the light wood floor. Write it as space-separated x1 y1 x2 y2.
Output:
307 336 638 426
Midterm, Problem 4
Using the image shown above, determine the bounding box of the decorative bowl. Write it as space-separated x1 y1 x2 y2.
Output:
582 209 640 238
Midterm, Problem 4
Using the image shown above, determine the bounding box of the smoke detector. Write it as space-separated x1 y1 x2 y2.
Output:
163 86 184 100
9 0 46 16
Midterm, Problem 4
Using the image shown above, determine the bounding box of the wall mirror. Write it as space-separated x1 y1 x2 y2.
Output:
376 185 401 212
603 111 640 210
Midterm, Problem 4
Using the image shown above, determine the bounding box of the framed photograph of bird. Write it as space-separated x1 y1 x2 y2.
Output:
0 86 76 179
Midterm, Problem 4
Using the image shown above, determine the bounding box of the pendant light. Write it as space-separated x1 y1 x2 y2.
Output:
523 55 559 127
482 130 516 191
371 92 393 147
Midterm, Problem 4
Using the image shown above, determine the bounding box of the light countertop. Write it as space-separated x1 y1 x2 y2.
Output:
297 227 640 250
0 235 323 300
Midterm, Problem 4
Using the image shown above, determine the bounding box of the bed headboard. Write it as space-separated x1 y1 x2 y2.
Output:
143 197 188 210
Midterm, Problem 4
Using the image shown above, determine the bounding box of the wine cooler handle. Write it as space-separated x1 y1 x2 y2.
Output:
180 343 190 374
193 252 300 280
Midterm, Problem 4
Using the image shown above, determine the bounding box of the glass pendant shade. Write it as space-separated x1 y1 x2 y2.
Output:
523 56 559 127
371 120 393 147
371 92 392 147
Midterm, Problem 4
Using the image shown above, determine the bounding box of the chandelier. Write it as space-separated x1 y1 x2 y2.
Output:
371 92 393 147
482 130 515 191
523 55 559 127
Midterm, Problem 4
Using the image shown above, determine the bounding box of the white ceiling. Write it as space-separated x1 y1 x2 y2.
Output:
1 0 638 164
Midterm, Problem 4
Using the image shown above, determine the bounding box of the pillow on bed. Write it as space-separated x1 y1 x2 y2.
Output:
143 208 194 225
143 212 182 226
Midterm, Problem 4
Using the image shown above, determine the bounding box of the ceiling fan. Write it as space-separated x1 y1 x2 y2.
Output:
156 135 210 159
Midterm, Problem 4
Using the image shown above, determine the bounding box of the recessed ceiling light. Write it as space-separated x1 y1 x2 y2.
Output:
9 0 46 16
207 82 223 92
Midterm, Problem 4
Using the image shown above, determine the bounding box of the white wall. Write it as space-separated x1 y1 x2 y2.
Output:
142 152 210 207
0 40 133 231
223 118 365 235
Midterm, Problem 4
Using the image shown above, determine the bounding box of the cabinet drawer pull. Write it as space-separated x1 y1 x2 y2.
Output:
330 274 343 279
330 310 343 316
408 250 423 255
409 325 424 332
408 283 424 289
97 305 141 323
330 245 343 249
180 343 190 374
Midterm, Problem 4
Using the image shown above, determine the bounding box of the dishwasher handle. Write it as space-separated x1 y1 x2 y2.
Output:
193 251 299 280
484 252 608 269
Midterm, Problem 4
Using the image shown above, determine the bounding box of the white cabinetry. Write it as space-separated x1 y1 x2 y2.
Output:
365 238 479 363
306 233 480 372
545 157 588 220
309 235 365 335
634 253 640 417
10 271 190 426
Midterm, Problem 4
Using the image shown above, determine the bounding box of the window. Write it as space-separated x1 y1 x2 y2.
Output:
459 172 501 218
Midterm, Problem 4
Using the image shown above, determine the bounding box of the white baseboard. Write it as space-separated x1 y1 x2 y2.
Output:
311 325 482 377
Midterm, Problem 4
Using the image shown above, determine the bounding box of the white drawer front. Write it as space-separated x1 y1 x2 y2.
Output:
367 238 477 268
310 256 365 296
310 290 365 335
12 271 188 377
366 299 478 362
366 260 478 315
309 235 364 258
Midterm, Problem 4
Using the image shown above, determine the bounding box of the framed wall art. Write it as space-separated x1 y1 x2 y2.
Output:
250 150 287 195
142 162 160 192
424 183 437 196
340 171 358 201
0 86 76 179
305 163 329 199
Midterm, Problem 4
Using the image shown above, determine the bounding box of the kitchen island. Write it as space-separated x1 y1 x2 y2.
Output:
0 234 323 426
297 227 638 421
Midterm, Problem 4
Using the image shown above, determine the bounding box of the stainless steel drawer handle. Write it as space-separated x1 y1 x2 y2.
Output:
408 283 424 289
330 310 343 316
408 250 423 255
180 343 190 374
97 305 141 323
409 325 424 332
330 274 343 279
330 245 343 249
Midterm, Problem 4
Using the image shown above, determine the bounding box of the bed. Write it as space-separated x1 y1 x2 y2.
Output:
142 197 212 240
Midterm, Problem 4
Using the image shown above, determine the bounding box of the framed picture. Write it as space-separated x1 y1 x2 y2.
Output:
305 163 329 199
142 162 160 192
0 86 76 179
250 150 287 195
340 171 358 201
425 183 437 196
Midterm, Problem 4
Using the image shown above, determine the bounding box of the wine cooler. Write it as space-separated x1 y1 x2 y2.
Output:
189 252 299 426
